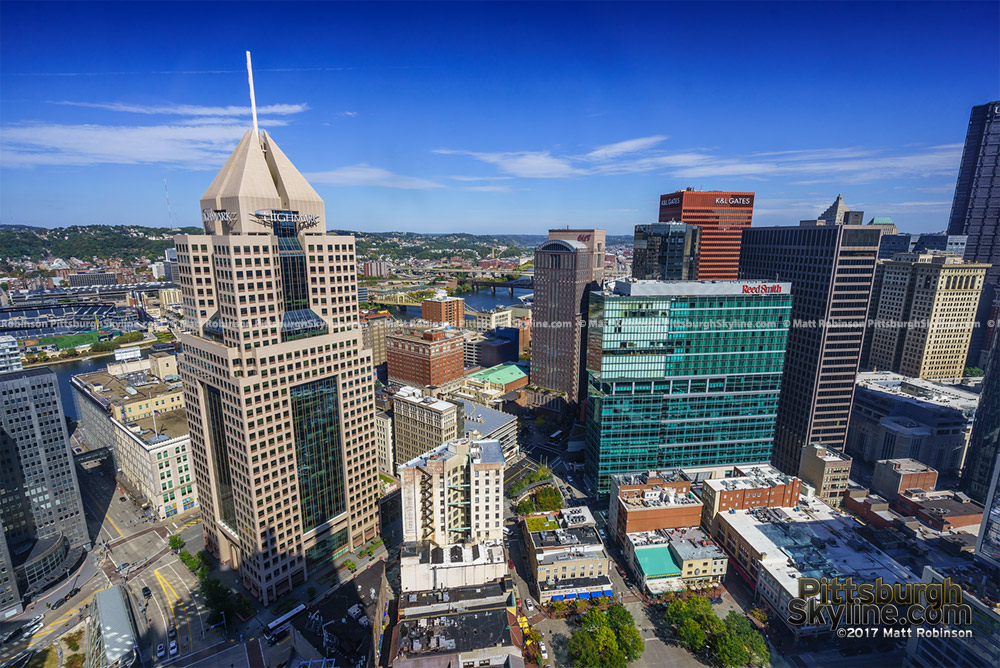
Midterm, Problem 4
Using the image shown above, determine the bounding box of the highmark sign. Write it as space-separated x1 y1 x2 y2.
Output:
252 209 321 231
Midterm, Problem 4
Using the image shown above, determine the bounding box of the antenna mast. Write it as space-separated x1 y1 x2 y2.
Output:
246 50 259 137
163 177 174 228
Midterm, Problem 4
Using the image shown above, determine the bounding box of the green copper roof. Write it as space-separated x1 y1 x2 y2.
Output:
634 544 682 579
869 216 894 226
468 363 527 385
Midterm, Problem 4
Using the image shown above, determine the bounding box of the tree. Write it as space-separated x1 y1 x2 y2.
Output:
616 624 645 662
307 586 317 600
676 618 705 652
568 630 601 668
581 608 608 632
200 577 234 625
606 603 634 631
711 630 750 668
168 535 184 551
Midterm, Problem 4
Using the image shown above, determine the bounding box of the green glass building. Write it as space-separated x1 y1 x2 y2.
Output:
585 280 792 493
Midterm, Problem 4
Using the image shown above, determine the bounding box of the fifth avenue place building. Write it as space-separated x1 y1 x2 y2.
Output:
948 101 1000 369
740 223 881 476
584 280 791 493
0 368 89 617
174 126 378 605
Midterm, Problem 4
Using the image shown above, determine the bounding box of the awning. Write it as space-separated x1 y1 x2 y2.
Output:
552 595 564 602
603 589 614 596
565 593 577 600
578 591 591 599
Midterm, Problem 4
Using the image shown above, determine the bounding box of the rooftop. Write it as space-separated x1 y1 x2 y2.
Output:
877 458 937 475
394 605 517 660
399 579 512 613
704 466 798 493
628 527 726 562
805 443 852 463
94 585 138 668
119 408 189 444
620 487 700 510
73 367 182 408
461 400 516 437
612 469 687 486
856 371 979 413
400 541 506 567
718 503 915 598
633 544 682 579
399 438 505 470
611 279 792 298
467 364 528 386
395 386 457 413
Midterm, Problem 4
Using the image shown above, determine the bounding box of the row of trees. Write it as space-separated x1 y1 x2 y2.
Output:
568 605 645 668
663 595 769 668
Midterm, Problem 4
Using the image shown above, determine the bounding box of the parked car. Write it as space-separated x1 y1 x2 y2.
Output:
168 640 178 656
119 496 126 502
167 626 176 639
68 588 80 598
156 644 166 659
51 597 67 611
539 642 548 660
142 586 152 599
508 558 515 569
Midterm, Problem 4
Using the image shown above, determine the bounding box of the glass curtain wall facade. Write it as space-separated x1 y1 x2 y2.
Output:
584 281 791 493
291 376 346 532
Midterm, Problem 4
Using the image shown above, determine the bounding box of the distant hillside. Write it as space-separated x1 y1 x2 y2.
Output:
0 225 201 262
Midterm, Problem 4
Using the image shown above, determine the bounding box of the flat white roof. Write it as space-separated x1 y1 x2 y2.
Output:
612 280 791 297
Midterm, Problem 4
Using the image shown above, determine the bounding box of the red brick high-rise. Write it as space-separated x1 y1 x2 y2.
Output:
658 189 754 280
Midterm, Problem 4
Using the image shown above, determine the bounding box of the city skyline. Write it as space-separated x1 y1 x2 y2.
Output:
1 1 997 234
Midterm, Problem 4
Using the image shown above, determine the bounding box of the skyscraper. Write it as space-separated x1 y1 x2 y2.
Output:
175 128 378 605
657 190 754 280
868 253 989 380
740 224 881 475
584 280 791 492
962 336 1000 505
0 368 89 615
948 101 1000 368
631 222 700 280
531 229 605 405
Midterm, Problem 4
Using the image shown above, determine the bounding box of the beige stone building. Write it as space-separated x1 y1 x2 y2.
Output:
175 128 378 605
392 386 460 471
798 443 852 507
398 438 505 546
522 506 613 602
869 253 989 380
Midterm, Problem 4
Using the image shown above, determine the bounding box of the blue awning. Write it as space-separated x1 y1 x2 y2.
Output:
603 589 614 596
552 595 564 602
578 591 591 599
565 593 577 599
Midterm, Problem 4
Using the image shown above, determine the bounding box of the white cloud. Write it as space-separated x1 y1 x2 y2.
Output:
434 149 578 178
51 101 309 116
1 121 251 167
585 135 667 160
339 111 358 118
305 164 444 189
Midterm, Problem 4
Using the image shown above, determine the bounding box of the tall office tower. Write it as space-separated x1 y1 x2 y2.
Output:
740 224 881 475
0 335 22 372
914 233 968 256
421 295 465 328
398 438 505 545
800 194 865 226
175 128 378 605
163 247 178 283
392 386 460 472
868 253 989 380
859 261 887 368
0 368 89 613
531 229 605 404
584 280 791 493
962 336 1000 504
631 222 700 280
948 101 1000 369
657 190 753 280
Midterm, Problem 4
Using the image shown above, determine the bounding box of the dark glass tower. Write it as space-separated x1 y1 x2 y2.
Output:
631 223 700 280
962 335 1000 505
947 101 1000 367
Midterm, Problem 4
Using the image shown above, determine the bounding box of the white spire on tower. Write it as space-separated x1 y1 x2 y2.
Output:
246 50 259 138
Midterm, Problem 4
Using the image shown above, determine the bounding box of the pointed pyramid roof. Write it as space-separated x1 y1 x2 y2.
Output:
818 194 849 224
200 130 325 234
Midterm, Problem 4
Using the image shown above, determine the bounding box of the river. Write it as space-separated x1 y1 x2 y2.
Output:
47 354 116 421
385 288 532 320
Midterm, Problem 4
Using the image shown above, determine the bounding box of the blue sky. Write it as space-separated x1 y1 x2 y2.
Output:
1 1 997 235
